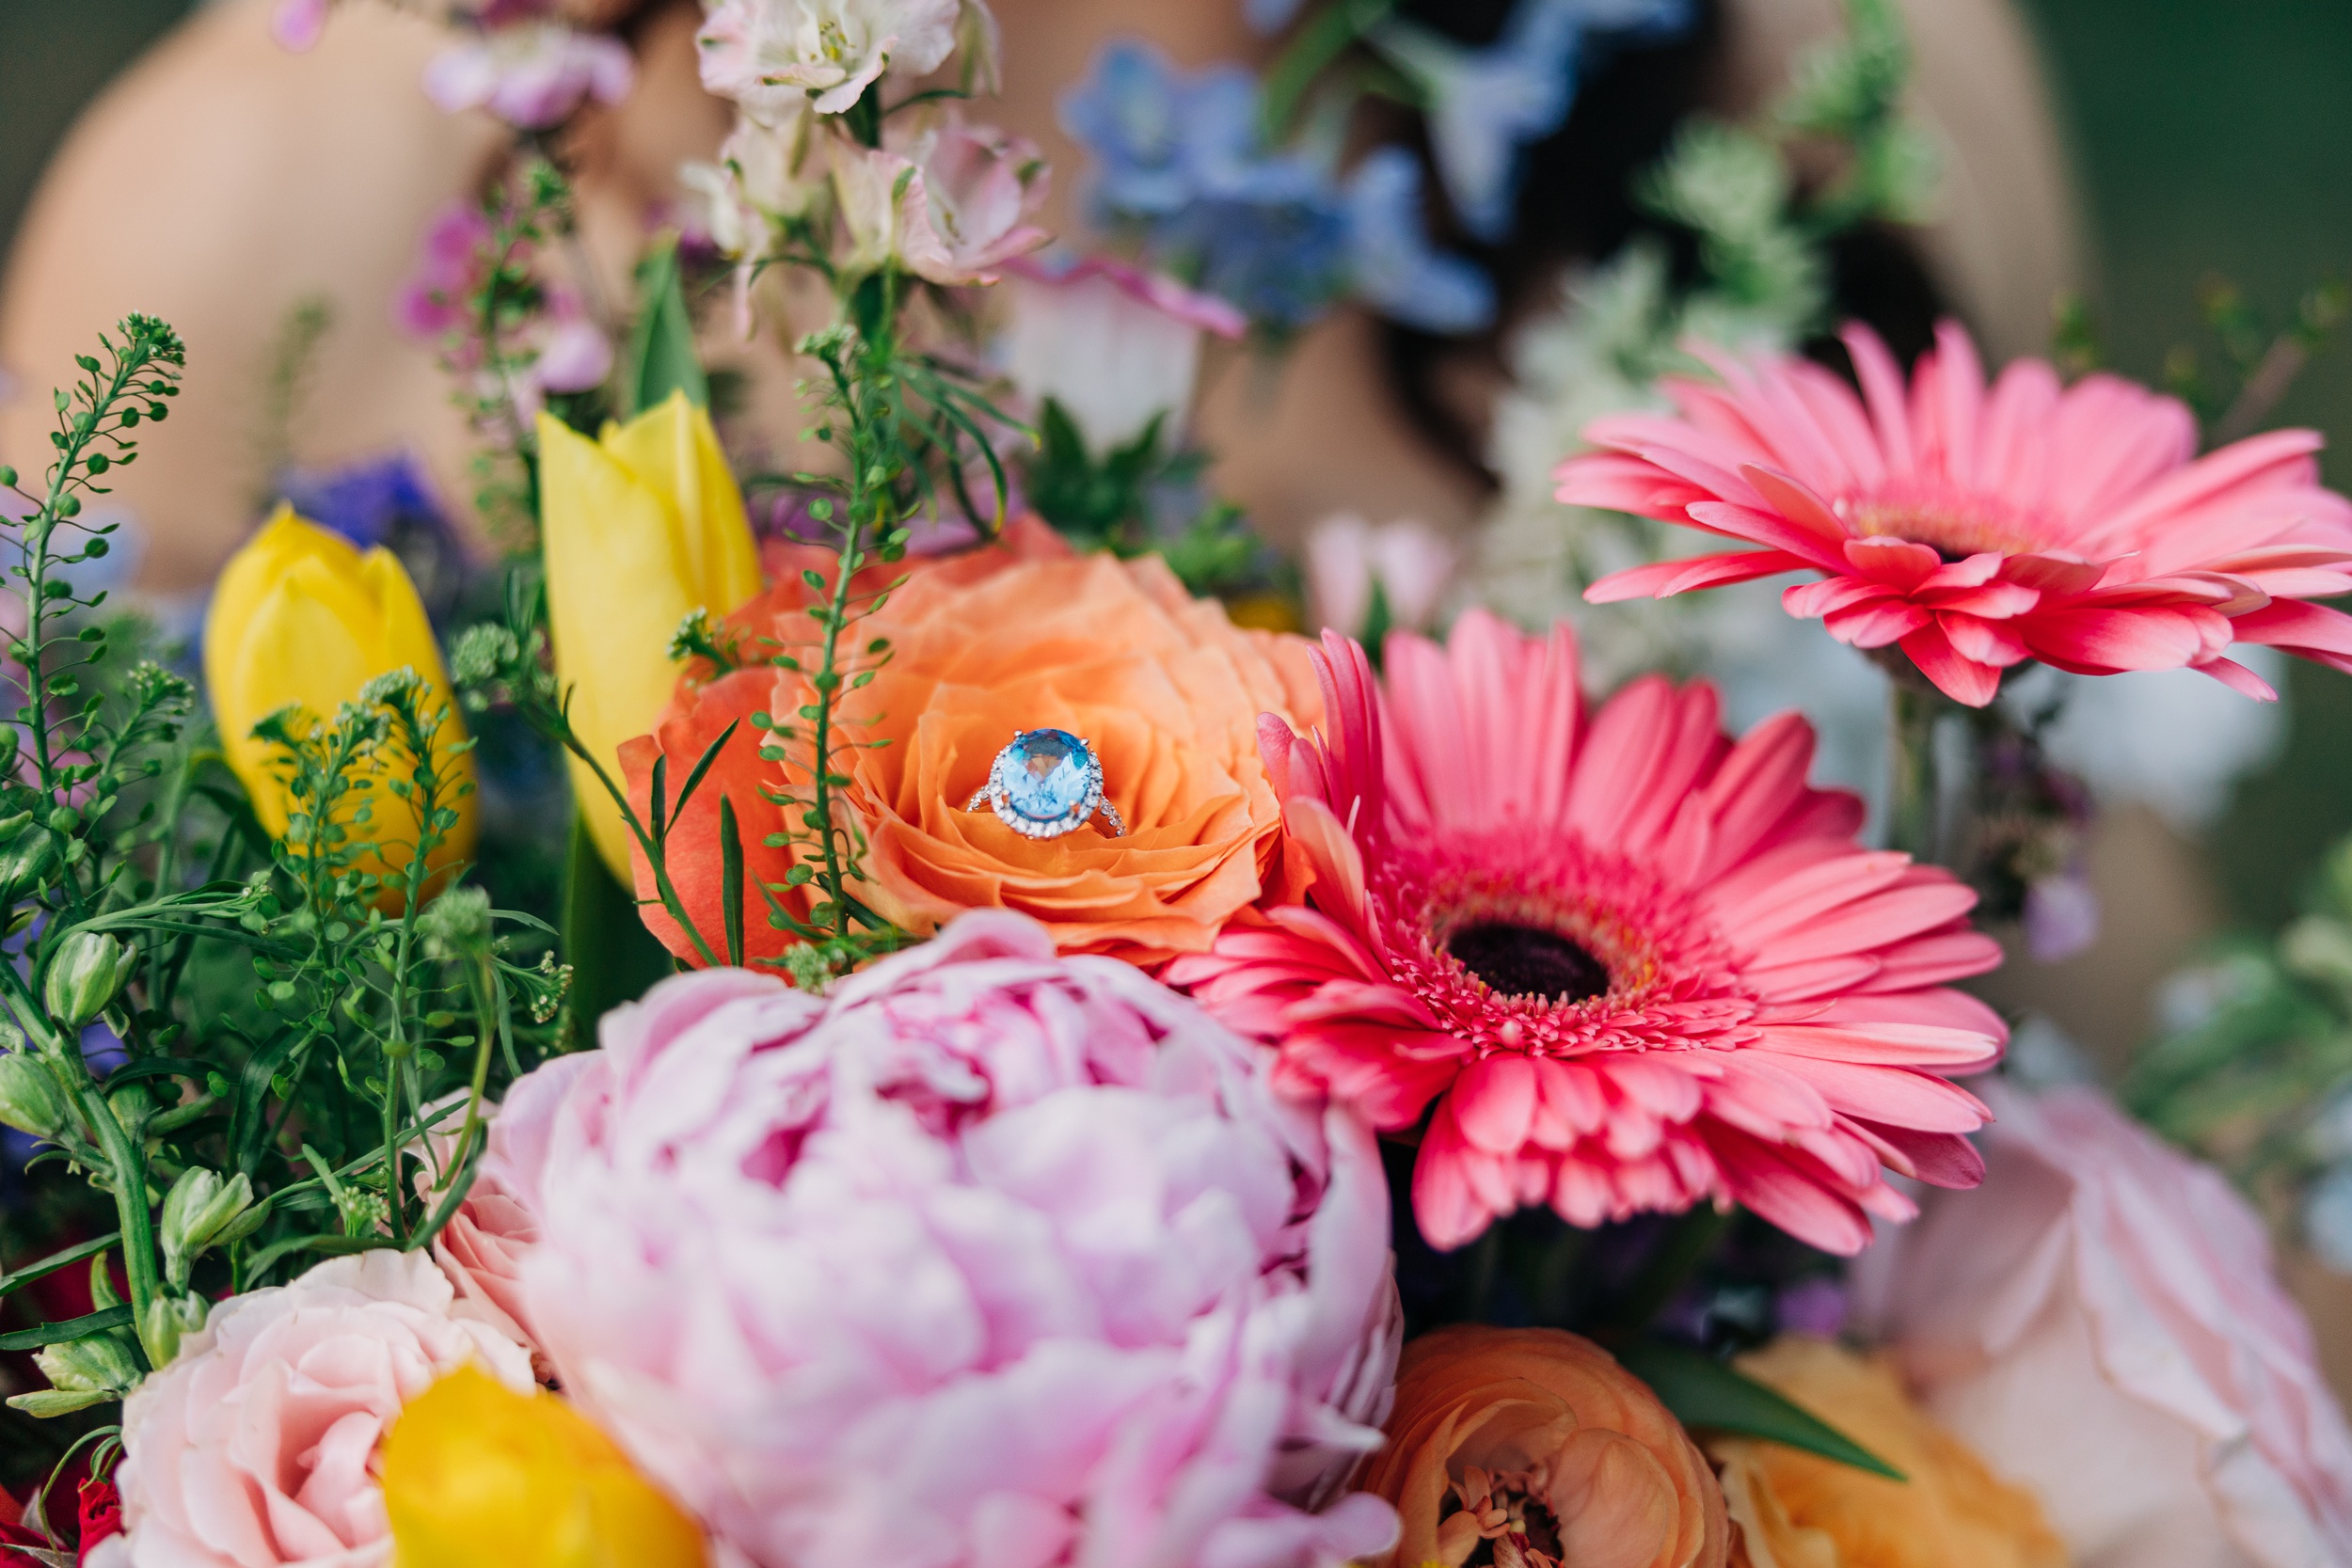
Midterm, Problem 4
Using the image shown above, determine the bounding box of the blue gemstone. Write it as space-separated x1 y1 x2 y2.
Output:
1000 729 1094 824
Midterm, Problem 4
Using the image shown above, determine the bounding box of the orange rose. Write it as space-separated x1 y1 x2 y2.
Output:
622 517 1070 964
624 525 1319 969
1359 1325 1730 1568
1707 1338 2065 1568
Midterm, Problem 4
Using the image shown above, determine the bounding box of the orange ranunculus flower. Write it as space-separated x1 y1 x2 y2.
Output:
619 518 1073 964
623 533 1319 970
1707 1338 2066 1568
1359 1325 1730 1568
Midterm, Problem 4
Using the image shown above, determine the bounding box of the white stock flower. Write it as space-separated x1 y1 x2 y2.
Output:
697 0 968 119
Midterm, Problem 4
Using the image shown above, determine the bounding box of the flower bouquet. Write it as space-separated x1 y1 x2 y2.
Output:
0 1 2349 1566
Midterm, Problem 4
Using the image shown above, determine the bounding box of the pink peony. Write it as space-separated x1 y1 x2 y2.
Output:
514 911 1401 1568
421 21 634 131
428 1054 593 1362
835 114 1050 287
1170 612 2003 1256
1855 1082 2352 1568
99 1251 534 1568
1557 320 2352 706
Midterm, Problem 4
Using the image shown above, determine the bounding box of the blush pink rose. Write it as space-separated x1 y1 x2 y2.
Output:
99 1250 534 1568
515 910 1400 1568
1855 1082 2352 1568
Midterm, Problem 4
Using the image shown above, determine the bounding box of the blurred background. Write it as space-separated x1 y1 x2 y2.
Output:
2 0 2348 1058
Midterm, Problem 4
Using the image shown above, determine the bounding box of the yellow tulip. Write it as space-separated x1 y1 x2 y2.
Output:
383 1366 707 1568
203 505 475 887
537 392 761 880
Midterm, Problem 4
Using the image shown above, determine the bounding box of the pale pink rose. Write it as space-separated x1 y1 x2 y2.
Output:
1004 255 1243 454
697 0 964 119
421 21 633 130
835 115 1050 286
1855 1082 2352 1568
516 911 1400 1568
1301 513 1456 639
105 1250 534 1568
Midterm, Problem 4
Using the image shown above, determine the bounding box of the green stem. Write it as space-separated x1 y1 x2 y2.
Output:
1886 681 1942 863
1260 0 1395 140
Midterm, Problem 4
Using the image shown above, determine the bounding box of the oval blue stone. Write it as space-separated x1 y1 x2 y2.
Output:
1000 729 1093 824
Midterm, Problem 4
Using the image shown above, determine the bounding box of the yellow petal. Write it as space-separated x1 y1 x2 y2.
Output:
358 546 478 879
538 412 702 879
218 560 378 837
598 392 761 611
383 1366 707 1568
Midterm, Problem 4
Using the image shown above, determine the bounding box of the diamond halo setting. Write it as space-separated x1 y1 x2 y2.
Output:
962 728 1128 840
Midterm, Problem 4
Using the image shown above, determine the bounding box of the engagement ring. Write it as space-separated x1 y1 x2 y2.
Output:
963 728 1127 839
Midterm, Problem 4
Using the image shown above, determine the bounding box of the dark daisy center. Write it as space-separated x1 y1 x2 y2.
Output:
1445 922 1610 1005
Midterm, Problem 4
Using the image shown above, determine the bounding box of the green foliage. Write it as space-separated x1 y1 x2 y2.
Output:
2125 833 2352 1226
625 235 710 417
422 157 589 546
0 319 565 1466
1617 1341 1905 1480
1021 400 1263 596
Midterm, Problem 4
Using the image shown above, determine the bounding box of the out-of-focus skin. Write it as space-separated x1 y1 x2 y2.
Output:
0 0 2074 594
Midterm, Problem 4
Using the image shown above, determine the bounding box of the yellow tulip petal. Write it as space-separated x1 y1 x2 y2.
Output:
537 412 703 879
357 546 478 878
204 509 477 887
221 564 378 836
202 505 365 708
597 392 760 611
383 1366 707 1568
686 400 762 611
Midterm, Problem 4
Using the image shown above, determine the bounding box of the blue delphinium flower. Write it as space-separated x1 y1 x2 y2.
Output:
1378 0 1695 242
1057 40 1197 218
1059 37 1504 336
1345 148 1495 334
1063 41 1355 331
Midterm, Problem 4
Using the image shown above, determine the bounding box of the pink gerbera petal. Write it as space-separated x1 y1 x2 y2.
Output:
1561 318 2352 705
1175 611 2003 1256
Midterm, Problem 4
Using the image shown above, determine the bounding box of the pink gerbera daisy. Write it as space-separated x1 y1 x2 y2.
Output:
1556 320 2352 705
1168 610 2005 1256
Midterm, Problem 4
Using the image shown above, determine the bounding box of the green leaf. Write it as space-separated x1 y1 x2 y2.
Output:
625 235 708 416
721 796 746 969
0 1304 134 1352
559 813 677 1051
1616 1341 1905 1481
0 1232 119 1299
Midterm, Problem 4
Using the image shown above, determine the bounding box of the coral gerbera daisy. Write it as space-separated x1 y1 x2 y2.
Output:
1556 320 2352 705
1169 610 2004 1255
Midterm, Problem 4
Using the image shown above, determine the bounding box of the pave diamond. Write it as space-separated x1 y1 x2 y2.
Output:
996 729 1095 826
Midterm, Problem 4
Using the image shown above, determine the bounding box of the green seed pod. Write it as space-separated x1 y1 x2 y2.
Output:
0 1053 67 1141
44 929 135 1027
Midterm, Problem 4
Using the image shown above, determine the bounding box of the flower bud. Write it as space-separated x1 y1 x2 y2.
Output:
0 828 56 895
160 1167 256 1288
44 930 135 1027
203 506 478 903
0 1053 68 1141
8 1332 142 1418
137 1292 208 1370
